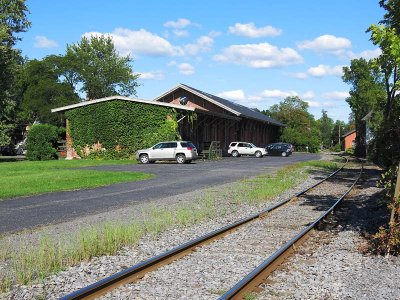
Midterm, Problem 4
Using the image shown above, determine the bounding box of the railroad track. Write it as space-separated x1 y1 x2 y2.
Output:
60 158 362 300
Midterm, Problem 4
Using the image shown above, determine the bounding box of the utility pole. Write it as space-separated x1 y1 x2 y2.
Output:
338 125 341 145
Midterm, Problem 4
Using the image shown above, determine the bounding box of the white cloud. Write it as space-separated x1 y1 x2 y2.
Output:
34 36 58 48
173 29 189 38
256 89 314 100
164 18 191 29
135 71 164 80
302 91 315 99
184 35 214 55
308 65 344 77
294 64 345 79
260 89 298 98
229 22 282 38
293 72 308 79
353 48 382 60
217 89 246 101
322 91 350 100
306 101 337 108
83 28 183 57
213 43 303 68
178 63 195 75
297 35 352 56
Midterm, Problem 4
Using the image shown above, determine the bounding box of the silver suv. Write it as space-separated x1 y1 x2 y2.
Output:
228 142 267 158
136 141 198 164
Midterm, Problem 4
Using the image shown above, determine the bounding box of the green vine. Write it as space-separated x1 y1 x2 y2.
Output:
65 100 179 158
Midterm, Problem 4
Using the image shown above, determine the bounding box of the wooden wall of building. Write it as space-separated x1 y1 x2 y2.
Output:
158 87 281 154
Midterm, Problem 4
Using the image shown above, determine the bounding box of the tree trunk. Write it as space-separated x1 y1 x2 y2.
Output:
388 163 400 255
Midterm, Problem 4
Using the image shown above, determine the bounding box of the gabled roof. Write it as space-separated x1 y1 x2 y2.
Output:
153 84 284 126
51 95 195 113
342 129 356 138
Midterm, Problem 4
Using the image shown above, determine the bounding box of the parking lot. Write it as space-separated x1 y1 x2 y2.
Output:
0 153 319 234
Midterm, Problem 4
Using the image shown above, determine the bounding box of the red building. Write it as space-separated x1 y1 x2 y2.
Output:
342 129 356 150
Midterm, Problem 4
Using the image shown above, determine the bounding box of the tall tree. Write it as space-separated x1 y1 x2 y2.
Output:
64 36 139 100
342 58 385 157
0 0 30 119
18 58 80 126
266 96 321 152
331 120 347 146
0 0 30 146
317 110 334 148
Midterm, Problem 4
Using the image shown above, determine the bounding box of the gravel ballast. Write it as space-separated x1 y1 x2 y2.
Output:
1 159 399 300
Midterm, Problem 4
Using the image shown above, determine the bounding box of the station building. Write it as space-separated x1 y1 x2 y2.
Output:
52 83 284 158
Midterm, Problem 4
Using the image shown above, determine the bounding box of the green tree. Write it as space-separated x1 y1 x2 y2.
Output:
18 58 80 126
317 110 334 148
342 58 385 157
331 120 347 147
0 0 30 145
64 36 139 100
371 0 400 254
266 96 321 152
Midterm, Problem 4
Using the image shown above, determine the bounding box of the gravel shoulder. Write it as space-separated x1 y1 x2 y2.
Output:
258 164 400 300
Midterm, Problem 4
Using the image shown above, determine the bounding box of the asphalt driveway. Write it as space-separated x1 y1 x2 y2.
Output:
0 153 319 234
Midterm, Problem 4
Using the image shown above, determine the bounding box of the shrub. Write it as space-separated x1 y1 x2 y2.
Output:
330 143 342 152
26 124 59 161
345 147 354 155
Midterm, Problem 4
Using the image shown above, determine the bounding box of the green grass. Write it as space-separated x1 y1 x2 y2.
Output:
228 160 340 206
0 159 152 199
0 159 339 293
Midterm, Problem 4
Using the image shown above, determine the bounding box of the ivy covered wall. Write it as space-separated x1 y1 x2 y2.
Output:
65 100 178 158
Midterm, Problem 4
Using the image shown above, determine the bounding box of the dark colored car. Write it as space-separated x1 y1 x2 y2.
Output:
266 143 293 157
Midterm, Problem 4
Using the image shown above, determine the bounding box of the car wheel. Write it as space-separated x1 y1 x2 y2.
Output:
176 154 186 164
139 154 149 164
232 150 239 157
281 151 287 157
255 151 262 158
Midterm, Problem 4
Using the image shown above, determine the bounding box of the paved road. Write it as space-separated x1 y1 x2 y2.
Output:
0 153 319 234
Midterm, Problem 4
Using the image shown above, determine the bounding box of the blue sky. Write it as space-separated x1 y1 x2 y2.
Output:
19 0 385 122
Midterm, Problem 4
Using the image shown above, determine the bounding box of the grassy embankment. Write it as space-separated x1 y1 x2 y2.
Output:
0 159 339 293
0 159 152 199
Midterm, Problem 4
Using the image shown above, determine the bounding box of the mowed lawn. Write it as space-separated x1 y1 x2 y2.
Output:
0 159 152 199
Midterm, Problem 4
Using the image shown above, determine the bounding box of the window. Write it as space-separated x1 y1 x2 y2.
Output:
181 142 196 148
238 143 245 147
153 143 164 149
165 142 177 148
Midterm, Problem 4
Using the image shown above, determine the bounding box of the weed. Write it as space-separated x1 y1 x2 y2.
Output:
244 292 257 300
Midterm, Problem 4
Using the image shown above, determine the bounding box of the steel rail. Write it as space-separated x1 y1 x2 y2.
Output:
219 162 363 300
60 158 348 300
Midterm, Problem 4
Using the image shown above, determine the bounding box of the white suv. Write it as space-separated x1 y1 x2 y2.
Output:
228 142 266 158
136 141 198 164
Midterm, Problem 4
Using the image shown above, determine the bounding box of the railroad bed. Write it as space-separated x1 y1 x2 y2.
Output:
38 158 360 300
4 160 374 300
101 166 360 299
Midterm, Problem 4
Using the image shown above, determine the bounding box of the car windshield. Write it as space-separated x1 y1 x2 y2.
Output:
249 143 256 148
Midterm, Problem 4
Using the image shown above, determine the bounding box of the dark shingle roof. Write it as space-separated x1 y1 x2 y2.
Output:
181 84 284 126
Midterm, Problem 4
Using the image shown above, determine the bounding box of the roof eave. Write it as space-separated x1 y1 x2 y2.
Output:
154 84 241 117
51 95 195 113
